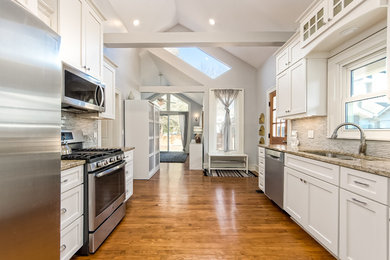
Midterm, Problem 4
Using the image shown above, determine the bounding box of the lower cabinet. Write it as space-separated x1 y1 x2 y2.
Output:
60 165 84 260
258 147 265 191
284 166 338 255
124 150 134 201
339 189 387 260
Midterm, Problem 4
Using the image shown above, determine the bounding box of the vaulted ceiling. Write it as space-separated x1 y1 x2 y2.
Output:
94 0 314 68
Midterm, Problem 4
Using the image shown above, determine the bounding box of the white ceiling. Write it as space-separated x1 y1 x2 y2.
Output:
94 0 315 68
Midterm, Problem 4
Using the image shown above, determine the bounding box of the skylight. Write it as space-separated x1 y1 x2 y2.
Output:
164 47 231 79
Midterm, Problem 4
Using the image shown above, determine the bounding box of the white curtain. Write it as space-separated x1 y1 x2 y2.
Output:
214 89 240 152
178 114 186 152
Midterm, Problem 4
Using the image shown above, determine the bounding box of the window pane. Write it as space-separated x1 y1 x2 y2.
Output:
216 99 236 151
152 94 167 111
273 124 276 136
272 110 276 123
273 96 276 109
165 47 231 79
345 95 390 129
351 58 386 97
281 123 286 137
170 95 189 111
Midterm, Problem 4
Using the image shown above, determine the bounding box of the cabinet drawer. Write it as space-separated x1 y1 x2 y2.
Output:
125 179 133 201
258 167 264 176
61 184 83 230
285 154 339 185
340 167 388 205
60 217 83 260
258 147 265 156
258 157 265 167
124 150 133 162
61 165 83 193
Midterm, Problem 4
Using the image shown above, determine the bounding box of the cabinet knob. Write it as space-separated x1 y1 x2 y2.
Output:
82 65 87 69
60 244 67 252
60 208 67 214
87 67 91 71
61 179 68 183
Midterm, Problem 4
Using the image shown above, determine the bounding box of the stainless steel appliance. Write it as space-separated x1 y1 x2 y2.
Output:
62 64 105 112
265 149 285 209
0 1 61 259
62 148 126 253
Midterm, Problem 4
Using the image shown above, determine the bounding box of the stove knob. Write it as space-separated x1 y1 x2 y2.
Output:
110 157 116 162
97 162 103 167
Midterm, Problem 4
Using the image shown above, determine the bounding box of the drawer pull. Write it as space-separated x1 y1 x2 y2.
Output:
61 179 68 183
60 244 67 252
60 208 67 214
353 180 369 187
352 198 367 206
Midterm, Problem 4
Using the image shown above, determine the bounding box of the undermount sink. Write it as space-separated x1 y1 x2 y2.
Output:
300 150 381 161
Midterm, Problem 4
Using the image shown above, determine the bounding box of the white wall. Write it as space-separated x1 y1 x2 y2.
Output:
141 46 258 169
256 55 276 145
103 47 141 100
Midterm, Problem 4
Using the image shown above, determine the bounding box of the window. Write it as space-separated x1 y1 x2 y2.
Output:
165 47 231 79
345 57 390 129
269 91 287 144
328 30 389 140
209 89 244 153
216 98 236 151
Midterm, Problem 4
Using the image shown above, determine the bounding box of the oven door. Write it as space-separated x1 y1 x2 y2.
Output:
88 161 125 231
62 65 105 112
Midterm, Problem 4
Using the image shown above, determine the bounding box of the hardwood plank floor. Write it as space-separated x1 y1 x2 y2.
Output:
73 161 334 260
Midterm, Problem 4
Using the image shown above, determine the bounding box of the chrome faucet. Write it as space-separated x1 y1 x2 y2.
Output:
330 123 367 156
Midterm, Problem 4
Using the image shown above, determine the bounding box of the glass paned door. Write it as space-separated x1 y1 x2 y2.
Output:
159 114 184 152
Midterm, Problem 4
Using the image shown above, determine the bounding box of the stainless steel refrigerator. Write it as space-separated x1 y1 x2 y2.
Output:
0 1 61 259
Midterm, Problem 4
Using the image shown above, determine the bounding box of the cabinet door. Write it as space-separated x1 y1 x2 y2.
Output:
84 3 102 79
301 2 327 46
276 71 290 117
339 189 387 260
59 0 84 70
284 167 307 225
306 174 339 255
289 37 303 65
289 60 306 115
328 0 364 24
276 48 289 75
100 61 115 119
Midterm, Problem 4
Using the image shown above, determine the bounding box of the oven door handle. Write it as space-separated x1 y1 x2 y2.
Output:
99 85 105 107
95 161 126 178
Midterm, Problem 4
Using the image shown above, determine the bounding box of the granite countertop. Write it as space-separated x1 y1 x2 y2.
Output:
258 144 390 178
121 147 135 152
61 160 85 171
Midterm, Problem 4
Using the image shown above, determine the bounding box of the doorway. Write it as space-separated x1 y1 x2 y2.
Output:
160 113 187 152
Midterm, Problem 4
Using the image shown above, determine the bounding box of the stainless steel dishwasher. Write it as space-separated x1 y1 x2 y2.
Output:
265 149 285 209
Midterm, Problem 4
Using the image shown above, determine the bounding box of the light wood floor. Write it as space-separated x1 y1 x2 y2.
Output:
74 161 334 260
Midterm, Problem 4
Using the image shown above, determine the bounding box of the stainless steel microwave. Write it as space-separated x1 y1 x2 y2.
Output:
62 64 105 112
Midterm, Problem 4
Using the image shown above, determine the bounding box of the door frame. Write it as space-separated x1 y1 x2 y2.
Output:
160 111 189 152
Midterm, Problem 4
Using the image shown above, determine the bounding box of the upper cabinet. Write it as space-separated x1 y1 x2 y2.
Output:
100 58 117 120
275 33 303 75
276 58 327 119
58 0 103 80
327 0 364 24
300 1 328 46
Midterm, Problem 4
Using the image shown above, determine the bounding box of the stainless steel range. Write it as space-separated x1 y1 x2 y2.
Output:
62 147 126 253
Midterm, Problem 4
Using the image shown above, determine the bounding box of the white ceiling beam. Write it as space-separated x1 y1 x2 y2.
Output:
104 31 294 48
140 85 206 93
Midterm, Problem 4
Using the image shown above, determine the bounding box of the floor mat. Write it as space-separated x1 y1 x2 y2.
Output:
160 152 188 163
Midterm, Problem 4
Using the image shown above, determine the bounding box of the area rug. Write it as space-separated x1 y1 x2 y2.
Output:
160 152 188 163
204 169 257 177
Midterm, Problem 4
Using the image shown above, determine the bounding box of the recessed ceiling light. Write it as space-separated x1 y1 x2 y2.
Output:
133 19 140 26
209 18 215 26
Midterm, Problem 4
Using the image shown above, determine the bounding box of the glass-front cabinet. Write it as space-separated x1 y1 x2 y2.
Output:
300 0 364 46
301 1 328 45
328 0 363 23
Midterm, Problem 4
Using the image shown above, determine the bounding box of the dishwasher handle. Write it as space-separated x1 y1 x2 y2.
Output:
265 149 284 162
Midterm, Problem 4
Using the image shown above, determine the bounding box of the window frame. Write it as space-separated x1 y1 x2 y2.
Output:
328 29 390 140
208 89 244 154
269 91 287 145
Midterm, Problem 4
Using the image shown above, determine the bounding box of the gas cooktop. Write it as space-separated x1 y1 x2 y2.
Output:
62 148 124 172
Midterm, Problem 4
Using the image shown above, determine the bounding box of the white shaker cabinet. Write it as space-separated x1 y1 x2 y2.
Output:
275 33 303 75
84 3 102 80
284 167 307 225
339 189 387 260
189 142 202 170
124 150 134 201
257 147 265 191
58 0 103 80
284 165 339 255
276 58 327 119
100 58 116 119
